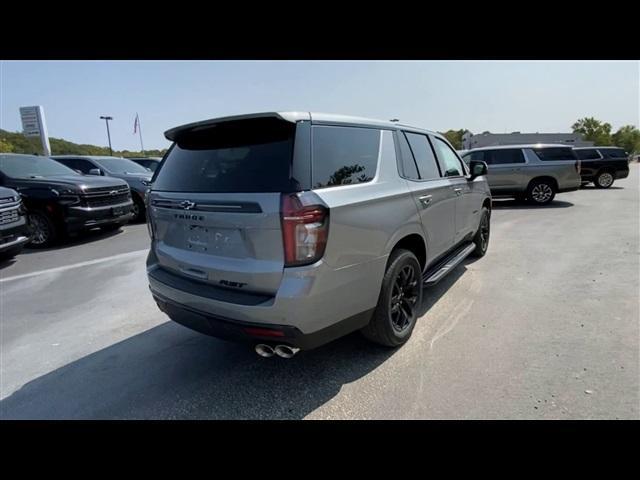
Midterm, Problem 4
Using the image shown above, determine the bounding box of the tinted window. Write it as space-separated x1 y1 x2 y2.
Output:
93 157 151 174
312 126 379 189
0 154 79 178
153 119 297 193
462 151 485 164
485 149 525 165
396 132 419 180
404 132 441 180
533 148 577 161
432 137 465 176
600 148 628 159
574 149 601 160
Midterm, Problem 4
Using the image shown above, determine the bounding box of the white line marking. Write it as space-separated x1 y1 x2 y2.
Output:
0 249 148 283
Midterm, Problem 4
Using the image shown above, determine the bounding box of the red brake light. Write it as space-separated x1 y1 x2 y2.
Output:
242 327 286 338
281 194 329 267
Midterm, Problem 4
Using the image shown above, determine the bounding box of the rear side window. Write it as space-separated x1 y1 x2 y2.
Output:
485 149 525 165
404 132 441 180
600 148 628 159
152 118 299 193
312 126 379 189
397 132 420 180
533 147 577 161
575 149 601 160
432 137 466 177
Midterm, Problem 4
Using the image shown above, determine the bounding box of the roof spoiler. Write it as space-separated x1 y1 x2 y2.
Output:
164 112 311 141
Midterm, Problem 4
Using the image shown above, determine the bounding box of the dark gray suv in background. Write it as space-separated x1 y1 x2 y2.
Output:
146 112 492 357
52 155 153 221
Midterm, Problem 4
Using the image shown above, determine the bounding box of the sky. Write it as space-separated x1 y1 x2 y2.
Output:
1 61 638 151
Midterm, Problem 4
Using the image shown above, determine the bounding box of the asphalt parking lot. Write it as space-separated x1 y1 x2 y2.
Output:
1 165 638 419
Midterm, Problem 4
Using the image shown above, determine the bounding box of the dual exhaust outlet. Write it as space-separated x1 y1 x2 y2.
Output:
255 344 300 359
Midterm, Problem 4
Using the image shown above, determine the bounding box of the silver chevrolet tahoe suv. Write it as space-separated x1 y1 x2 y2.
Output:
461 145 582 205
146 112 492 357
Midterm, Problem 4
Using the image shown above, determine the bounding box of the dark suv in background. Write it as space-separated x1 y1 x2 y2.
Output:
0 186 30 260
0 154 134 248
128 157 162 173
51 155 153 221
573 146 630 188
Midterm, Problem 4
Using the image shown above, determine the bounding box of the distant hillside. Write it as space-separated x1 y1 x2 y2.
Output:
0 129 167 158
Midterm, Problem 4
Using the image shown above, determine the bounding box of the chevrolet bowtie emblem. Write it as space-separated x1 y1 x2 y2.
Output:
181 200 196 210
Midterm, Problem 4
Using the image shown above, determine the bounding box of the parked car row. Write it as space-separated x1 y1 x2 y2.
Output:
0 153 160 255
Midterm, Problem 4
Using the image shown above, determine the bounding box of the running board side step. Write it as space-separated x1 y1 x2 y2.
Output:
422 242 476 287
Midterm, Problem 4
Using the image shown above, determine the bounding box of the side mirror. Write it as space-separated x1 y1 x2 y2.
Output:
469 160 488 180
88 168 102 176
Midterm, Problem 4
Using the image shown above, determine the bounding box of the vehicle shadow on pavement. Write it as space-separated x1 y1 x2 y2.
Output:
0 321 398 420
491 199 574 210
0 257 18 270
579 185 623 190
21 226 126 254
0 260 468 420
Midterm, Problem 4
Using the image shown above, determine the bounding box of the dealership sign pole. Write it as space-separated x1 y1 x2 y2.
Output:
19 106 51 156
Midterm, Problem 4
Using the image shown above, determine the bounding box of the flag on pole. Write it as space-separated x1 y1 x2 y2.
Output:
133 113 140 134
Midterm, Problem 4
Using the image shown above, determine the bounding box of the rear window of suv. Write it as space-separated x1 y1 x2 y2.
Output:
532 147 577 161
152 118 300 193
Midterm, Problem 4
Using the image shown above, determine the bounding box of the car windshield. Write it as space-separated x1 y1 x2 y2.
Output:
93 157 151 174
0 154 79 178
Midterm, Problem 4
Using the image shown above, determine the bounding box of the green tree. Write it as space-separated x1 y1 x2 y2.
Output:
571 117 612 145
612 125 640 154
440 129 468 150
0 138 14 152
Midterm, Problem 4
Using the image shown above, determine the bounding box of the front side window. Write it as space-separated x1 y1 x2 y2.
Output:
404 132 441 180
312 125 380 189
432 137 465 176
600 148 628 159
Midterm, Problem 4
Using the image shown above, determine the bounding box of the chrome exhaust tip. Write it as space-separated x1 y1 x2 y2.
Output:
255 344 275 358
274 345 300 359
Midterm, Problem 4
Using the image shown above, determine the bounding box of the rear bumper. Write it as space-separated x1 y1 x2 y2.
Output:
65 201 135 233
152 291 373 350
146 247 386 349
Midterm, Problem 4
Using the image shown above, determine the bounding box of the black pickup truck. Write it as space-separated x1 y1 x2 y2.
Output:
0 153 135 247
573 147 630 188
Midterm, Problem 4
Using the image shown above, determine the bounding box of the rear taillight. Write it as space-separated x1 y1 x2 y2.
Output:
281 193 329 267
575 159 582 174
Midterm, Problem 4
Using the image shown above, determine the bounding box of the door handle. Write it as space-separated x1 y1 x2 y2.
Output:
418 195 432 207
453 188 463 196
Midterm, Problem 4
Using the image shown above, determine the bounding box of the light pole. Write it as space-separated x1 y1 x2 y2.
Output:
100 115 113 155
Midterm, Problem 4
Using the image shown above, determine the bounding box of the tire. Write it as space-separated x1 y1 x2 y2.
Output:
594 170 615 189
471 207 490 257
361 249 423 347
131 196 146 223
26 211 58 248
526 179 556 205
